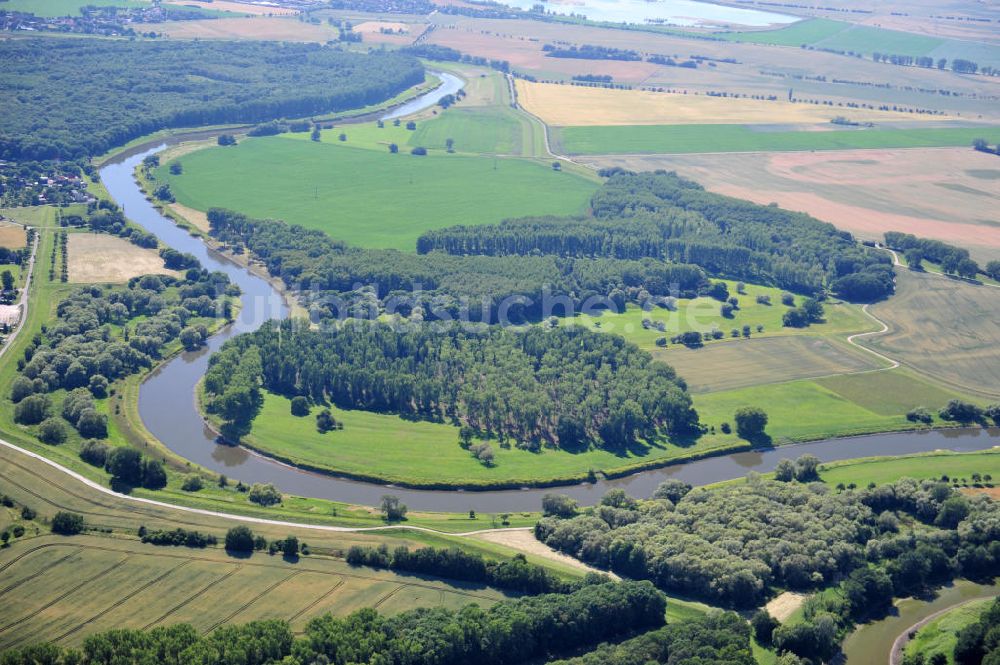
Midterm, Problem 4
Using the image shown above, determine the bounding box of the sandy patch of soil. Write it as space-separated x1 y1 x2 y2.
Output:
471 528 620 578
169 203 211 233
766 591 808 622
67 234 180 283
0 305 20 327
961 487 1000 500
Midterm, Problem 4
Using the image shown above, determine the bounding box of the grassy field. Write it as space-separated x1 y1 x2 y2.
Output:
864 269 1000 399
693 368 967 443
0 535 512 650
516 79 938 127
903 598 993 664
158 134 596 250
0 0 146 16
553 124 1000 155
819 450 1000 489
723 18 849 46
571 279 875 352
230 391 742 489
663 336 882 394
410 107 526 155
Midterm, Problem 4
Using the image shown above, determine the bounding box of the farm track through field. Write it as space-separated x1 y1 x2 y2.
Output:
0 557 128 642
0 552 76 599
51 560 192 644
142 564 243 630
286 578 345 624
372 585 405 610
202 571 301 633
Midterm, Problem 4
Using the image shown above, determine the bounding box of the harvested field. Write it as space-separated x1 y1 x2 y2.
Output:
67 233 179 283
135 16 336 41
862 269 1000 398
516 80 941 126
658 335 883 394
589 148 1000 263
0 536 509 649
351 20 423 45
0 223 26 250
184 0 298 15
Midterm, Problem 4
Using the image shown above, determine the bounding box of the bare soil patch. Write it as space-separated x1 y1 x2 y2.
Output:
0 223 26 250
471 529 620 578
0 305 19 327
169 203 211 233
67 234 180 283
137 16 336 41
766 591 808 622
961 487 1000 500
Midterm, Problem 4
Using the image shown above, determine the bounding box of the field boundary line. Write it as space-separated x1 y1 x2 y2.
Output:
142 564 243 631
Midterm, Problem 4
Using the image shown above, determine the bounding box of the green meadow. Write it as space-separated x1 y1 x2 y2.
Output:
821 450 1000 489
725 17 943 55
159 130 596 250
723 18 849 46
554 124 1000 155
230 392 743 489
1 0 146 16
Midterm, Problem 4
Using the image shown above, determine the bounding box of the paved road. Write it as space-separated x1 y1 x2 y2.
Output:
0 229 37 362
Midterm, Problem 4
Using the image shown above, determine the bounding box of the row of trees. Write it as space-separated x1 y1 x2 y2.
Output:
0 39 423 160
205 320 699 451
535 474 1000 608
886 230 982 278
0 581 666 665
418 171 893 299
346 544 578 594
208 208 711 323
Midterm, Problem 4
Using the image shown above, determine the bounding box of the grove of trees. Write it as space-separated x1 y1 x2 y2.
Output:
203 319 699 451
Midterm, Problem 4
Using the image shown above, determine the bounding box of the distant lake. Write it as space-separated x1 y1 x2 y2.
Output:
500 0 798 27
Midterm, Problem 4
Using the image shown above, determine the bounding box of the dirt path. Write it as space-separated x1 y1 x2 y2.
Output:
889 598 985 665
765 591 807 622
471 528 619 578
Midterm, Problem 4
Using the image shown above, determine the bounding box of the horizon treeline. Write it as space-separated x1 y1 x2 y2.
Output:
0 39 423 159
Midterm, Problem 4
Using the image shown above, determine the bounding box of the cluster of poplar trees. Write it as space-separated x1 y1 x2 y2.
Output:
204 320 698 450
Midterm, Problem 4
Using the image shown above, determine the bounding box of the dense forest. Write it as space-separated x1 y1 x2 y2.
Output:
535 473 1000 610
208 208 710 323
204 320 698 450
550 612 755 665
418 171 894 298
0 581 667 665
0 39 423 159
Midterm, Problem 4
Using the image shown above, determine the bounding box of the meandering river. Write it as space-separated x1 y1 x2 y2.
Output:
97 86 999 513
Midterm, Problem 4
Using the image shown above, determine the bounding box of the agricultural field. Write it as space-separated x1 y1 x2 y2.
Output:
863 269 1000 398
0 536 510 650
599 148 1000 264
137 16 338 41
516 80 942 126
158 133 596 250
552 124 1000 155
66 233 178 283
0 0 145 16
693 368 966 444
661 336 882 394
723 18 850 46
